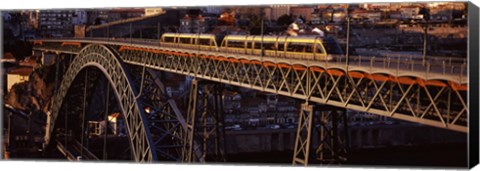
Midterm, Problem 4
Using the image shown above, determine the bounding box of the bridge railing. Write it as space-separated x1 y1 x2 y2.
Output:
329 54 467 79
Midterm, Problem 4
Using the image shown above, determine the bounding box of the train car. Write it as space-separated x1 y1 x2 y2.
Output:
220 35 343 61
159 33 343 61
160 33 218 51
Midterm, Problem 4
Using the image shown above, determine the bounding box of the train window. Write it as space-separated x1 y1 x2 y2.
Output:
321 37 343 54
278 43 286 51
316 43 325 54
253 42 274 50
263 42 276 51
228 41 245 48
246 41 253 49
198 38 211 46
287 43 313 53
164 37 175 43
179 37 191 44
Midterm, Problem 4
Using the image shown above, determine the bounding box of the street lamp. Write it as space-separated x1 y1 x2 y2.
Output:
419 5 430 66
260 7 265 58
346 5 351 67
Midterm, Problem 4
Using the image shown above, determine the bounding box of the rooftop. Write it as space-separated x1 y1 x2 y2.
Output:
2 52 16 63
3 52 15 60
401 5 422 9
19 57 37 67
8 66 33 76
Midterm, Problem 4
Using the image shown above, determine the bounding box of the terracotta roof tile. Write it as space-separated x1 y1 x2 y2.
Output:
19 59 37 67
3 53 15 60
8 66 33 76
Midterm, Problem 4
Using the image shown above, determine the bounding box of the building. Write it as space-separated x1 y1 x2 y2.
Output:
202 13 218 28
428 2 466 22
350 10 382 22
362 3 391 11
399 5 423 20
88 121 102 136
2 53 17 95
290 6 313 22
223 91 242 114
3 13 12 21
108 113 127 136
236 7 262 19
73 10 87 25
145 8 164 16
38 10 75 37
320 8 347 23
269 4 291 21
266 94 278 108
389 11 402 19
347 110 391 123
311 13 322 25
203 6 224 15
87 10 110 25
179 14 211 33
26 10 40 29
7 67 33 92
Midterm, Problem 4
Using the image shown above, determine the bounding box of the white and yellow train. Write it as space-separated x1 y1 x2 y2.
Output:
160 33 343 61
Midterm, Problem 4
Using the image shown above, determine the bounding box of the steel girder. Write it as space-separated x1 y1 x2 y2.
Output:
182 79 227 162
198 83 227 162
118 48 468 133
182 79 200 162
46 44 157 162
293 104 314 166
293 104 349 166
127 64 188 161
313 107 348 164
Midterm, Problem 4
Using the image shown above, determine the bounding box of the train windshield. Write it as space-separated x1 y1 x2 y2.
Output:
322 37 343 55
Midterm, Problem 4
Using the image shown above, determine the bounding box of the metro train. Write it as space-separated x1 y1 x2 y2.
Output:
160 33 344 61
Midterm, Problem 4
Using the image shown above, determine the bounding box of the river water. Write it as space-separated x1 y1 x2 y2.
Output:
226 142 467 168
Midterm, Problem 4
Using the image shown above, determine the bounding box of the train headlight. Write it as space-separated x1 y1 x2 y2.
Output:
326 55 333 61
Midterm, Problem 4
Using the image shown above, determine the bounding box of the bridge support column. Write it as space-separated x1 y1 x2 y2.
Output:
182 79 199 162
182 79 226 163
314 107 348 164
292 104 349 166
204 84 226 162
292 103 314 166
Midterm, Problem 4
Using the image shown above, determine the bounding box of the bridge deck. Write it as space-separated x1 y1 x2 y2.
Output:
34 38 467 84
32 39 469 133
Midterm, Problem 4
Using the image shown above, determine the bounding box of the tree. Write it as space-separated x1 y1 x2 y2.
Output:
418 6 430 21
277 14 293 26
218 11 235 26
299 15 306 23
94 18 103 25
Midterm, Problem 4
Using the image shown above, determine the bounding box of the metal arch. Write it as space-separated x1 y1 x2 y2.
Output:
46 44 157 162
126 64 189 161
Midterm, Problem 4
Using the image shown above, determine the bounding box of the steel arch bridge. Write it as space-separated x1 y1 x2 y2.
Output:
45 44 194 162
33 38 468 164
